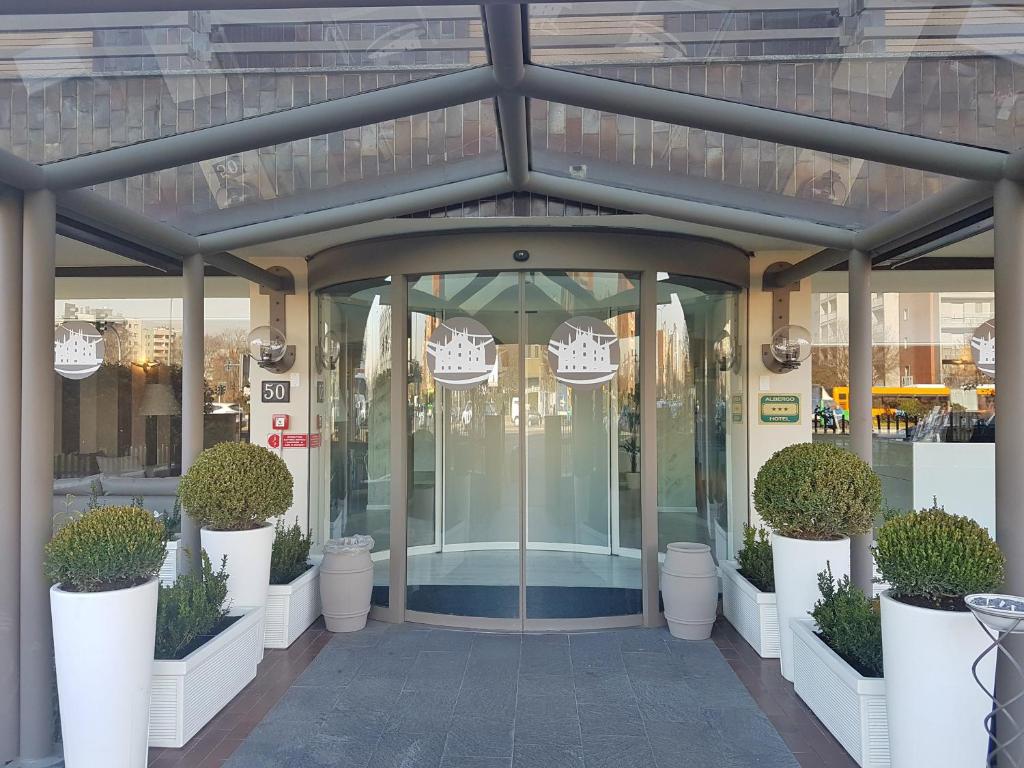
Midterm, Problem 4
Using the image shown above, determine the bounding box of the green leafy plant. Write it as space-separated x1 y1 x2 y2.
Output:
752 442 881 540
178 442 293 531
873 499 1004 611
154 551 230 660
270 520 313 585
620 435 640 473
736 524 774 592
811 564 883 678
45 505 167 592
161 497 182 539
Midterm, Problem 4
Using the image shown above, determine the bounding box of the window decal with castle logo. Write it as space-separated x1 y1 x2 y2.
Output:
547 316 620 389
54 322 105 380
971 319 995 377
425 317 497 391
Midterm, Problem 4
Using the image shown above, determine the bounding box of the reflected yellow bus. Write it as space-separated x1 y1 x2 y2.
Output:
831 385 952 418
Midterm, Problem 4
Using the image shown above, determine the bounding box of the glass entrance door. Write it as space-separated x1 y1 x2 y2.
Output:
406 271 642 626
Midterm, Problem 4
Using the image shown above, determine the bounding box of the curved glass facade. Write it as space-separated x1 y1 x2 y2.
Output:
312 259 743 629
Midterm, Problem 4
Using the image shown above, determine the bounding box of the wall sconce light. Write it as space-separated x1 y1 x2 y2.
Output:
714 331 735 372
248 266 295 373
319 330 341 370
761 261 812 374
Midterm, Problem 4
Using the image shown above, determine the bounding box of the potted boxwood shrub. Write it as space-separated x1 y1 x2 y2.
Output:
46 505 166 768
178 441 293 610
753 442 880 681
721 524 780 658
265 520 322 649
791 566 887 768
148 551 265 748
874 502 1004 768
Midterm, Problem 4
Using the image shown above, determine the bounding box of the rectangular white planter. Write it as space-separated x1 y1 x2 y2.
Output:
791 619 890 768
264 563 321 649
159 538 180 587
720 560 780 658
149 606 264 748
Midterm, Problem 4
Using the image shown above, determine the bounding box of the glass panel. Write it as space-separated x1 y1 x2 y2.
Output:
407 272 521 619
1 6 486 162
530 99 957 224
92 100 502 229
656 275 740 565
528 2 1024 151
315 278 392 607
524 271 641 619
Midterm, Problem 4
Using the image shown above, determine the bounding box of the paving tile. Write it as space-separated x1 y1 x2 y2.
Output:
632 681 702 722
581 734 658 768
224 732 366 768
704 707 799 766
512 744 584 768
383 691 458 734
515 688 578 718
445 716 515 757
623 651 686 682
335 678 407 712
517 673 573 697
454 686 518 721
321 706 390 742
513 714 581 746
367 731 446 768
440 757 512 768
263 683 339 722
577 701 646 738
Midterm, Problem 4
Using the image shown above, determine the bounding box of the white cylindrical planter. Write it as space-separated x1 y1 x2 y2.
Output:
661 542 719 640
772 534 850 681
201 523 274 609
51 578 158 768
320 535 374 632
881 591 995 768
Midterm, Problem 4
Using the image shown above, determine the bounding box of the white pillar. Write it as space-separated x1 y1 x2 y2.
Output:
180 253 205 569
20 189 56 761
0 189 22 763
994 178 1024 763
848 248 874 594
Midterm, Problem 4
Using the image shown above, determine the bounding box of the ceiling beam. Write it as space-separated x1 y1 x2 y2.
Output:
527 173 857 249
43 67 498 191
0 0 633 11
484 3 530 188
198 172 513 252
0 147 46 191
517 65 1008 183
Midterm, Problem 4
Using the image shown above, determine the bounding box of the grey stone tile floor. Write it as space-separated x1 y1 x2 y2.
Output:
224 621 799 768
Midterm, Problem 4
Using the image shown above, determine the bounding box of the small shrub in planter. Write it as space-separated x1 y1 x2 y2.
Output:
270 520 313 585
811 565 882 678
179 441 294 609
874 501 1005 768
736 524 774 592
873 500 1004 612
46 505 167 767
753 442 880 682
178 441 293 531
46 504 167 592
753 442 881 541
155 551 231 660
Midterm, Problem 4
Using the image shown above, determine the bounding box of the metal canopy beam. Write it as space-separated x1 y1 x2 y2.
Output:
43 67 498 191
766 178 995 287
198 172 513 252
518 66 1008 182
0 0 622 11
485 3 531 187
527 173 857 248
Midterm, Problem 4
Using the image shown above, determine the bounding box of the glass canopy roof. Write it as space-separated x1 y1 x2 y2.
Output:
528 2 1024 152
0 0 1016 253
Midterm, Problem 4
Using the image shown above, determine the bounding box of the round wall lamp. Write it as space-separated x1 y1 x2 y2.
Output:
766 324 812 372
714 331 736 372
320 330 342 370
249 266 296 373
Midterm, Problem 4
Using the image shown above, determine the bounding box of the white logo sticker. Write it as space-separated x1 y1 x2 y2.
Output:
54 322 105 380
426 317 497 390
547 316 620 389
971 319 995 377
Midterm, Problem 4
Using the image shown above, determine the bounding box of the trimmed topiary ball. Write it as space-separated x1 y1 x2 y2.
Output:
753 442 880 541
873 502 1004 611
45 505 167 592
179 442 293 531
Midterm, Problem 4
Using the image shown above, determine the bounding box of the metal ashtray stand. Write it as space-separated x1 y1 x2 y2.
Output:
967 594 1024 767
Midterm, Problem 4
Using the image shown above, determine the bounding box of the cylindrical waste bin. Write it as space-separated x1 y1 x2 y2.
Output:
320 535 375 633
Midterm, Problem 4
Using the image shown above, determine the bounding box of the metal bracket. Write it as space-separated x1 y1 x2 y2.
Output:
761 261 800 374
258 265 296 373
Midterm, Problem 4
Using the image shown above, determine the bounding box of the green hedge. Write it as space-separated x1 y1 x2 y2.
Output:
155 551 230 660
736 524 774 592
179 442 293 531
753 442 880 540
811 565 883 678
270 520 313 585
45 505 166 593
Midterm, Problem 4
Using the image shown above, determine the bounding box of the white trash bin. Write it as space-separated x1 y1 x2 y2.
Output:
320 535 375 633
661 542 718 640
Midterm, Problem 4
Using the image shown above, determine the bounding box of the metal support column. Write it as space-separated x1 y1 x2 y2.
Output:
388 275 408 623
180 252 205 570
994 178 1024 764
848 248 874 595
640 271 662 626
0 189 22 764
20 189 56 762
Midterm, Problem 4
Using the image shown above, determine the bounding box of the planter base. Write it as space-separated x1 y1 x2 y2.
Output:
265 564 322 649
720 560 779 658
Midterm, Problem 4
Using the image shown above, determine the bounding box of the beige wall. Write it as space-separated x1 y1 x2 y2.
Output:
746 251 815 529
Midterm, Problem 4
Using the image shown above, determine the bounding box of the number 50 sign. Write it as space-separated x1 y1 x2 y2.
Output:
261 380 291 403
